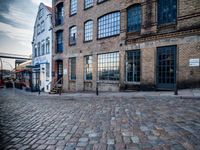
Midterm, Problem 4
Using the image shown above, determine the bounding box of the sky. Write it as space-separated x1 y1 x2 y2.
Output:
0 0 51 70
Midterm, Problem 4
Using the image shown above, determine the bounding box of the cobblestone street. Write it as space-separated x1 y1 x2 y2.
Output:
0 88 200 150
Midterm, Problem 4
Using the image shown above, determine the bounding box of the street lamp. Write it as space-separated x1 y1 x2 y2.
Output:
0 58 3 87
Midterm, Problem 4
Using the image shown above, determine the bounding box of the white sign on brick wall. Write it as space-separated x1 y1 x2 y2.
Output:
64 69 67 75
189 58 200 67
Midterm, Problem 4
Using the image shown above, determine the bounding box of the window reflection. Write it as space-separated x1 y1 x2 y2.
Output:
84 55 92 80
98 52 119 81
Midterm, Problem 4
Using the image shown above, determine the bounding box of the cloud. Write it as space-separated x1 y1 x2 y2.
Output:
0 22 32 51
31 0 52 6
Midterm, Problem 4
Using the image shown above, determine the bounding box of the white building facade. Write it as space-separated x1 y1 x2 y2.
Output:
32 3 52 92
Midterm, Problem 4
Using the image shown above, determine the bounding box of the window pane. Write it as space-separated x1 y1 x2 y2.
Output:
56 31 63 52
126 50 140 82
70 0 77 15
84 55 92 80
127 5 141 32
84 21 93 41
84 0 93 9
98 52 119 81
158 0 177 25
69 26 77 45
70 58 76 80
98 12 120 38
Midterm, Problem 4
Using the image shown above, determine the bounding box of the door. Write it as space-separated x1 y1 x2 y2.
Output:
156 46 176 89
57 61 63 84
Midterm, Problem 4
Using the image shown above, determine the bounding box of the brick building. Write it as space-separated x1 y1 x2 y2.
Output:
52 0 200 92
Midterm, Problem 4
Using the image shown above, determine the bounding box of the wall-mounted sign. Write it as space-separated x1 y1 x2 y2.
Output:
189 58 199 67
63 69 67 75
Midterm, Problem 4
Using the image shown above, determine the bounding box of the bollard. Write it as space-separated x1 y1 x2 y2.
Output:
96 82 99 96
174 83 178 95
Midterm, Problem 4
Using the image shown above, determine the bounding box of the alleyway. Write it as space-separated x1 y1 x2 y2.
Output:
0 88 199 150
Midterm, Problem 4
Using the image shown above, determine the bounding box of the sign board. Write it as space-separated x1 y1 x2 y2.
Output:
63 69 67 75
189 58 200 67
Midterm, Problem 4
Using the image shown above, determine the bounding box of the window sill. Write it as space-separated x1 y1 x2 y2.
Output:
69 80 76 82
84 80 93 82
84 5 93 11
97 0 108 5
83 40 93 43
69 13 77 17
157 22 177 29
97 34 120 40
97 80 119 84
125 81 140 85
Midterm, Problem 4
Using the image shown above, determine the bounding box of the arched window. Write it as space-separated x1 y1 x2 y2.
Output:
98 12 120 39
127 4 141 32
84 20 93 41
157 0 177 25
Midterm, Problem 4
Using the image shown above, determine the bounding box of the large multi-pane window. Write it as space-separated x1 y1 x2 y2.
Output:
70 0 77 15
84 20 93 41
70 58 76 80
98 12 120 39
69 26 77 45
98 52 119 81
127 5 141 32
56 3 64 25
126 50 140 82
56 31 63 52
84 56 92 80
157 0 177 25
84 0 93 9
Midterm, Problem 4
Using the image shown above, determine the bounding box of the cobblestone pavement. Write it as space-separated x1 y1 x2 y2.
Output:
0 88 200 150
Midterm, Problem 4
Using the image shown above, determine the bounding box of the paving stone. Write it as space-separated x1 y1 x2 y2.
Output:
131 136 140 144
107 139 115 145
0 89 199 150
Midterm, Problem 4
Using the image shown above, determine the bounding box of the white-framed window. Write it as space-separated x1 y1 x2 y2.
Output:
84 20 93 41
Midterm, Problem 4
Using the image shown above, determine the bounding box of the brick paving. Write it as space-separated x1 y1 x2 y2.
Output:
0 88 200 150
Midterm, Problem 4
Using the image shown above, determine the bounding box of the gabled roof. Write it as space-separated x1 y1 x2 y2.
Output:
45 5 52 13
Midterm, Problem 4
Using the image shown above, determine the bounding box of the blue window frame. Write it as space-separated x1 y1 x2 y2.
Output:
56 31 63 53
127 5 141 32
98 12 120 39
157 0 177 25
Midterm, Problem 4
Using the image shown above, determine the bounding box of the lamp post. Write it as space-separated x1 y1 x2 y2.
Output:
0 58 3 87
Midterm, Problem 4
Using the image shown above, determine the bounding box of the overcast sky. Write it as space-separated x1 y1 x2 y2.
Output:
0 0 51 70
